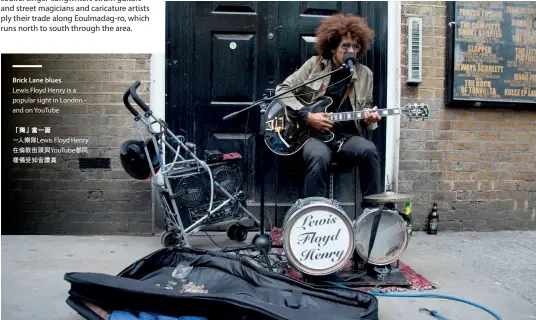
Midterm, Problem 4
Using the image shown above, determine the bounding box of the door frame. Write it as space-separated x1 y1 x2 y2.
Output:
385 1 402 192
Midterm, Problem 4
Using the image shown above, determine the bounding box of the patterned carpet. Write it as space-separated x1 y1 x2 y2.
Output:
270 228 435 293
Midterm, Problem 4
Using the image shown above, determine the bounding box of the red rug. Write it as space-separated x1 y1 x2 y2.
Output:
270 228 435 293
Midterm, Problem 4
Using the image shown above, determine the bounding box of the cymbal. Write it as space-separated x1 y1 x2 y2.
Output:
363 191 414 202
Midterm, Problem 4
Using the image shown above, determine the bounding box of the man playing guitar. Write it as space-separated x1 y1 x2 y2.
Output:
275 14 382 210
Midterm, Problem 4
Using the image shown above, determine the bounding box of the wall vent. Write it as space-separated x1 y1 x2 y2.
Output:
406 17 423 84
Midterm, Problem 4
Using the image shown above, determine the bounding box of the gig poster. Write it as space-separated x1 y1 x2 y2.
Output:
450 1 536 105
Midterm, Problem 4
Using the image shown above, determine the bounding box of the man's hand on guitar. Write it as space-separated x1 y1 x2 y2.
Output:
364 106 381 125
307 112 333 133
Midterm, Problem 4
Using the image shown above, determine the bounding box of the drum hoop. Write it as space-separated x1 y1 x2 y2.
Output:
283 202 356 276
353 208 408 266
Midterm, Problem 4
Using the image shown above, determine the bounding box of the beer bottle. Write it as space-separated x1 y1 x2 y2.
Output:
427 202 438 235
404 201 413 238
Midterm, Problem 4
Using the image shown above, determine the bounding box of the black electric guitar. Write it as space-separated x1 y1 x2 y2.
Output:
263 96 429 156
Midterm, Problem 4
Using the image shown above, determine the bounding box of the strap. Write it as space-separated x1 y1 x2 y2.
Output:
339 82 353 108
339 64 359 108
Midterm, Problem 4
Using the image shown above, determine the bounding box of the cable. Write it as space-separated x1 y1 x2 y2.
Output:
325 281 503 320
204 231 224 249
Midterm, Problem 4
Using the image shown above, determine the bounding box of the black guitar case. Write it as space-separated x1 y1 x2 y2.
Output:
64 247 379 320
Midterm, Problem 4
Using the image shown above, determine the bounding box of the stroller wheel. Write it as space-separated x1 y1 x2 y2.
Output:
233 225 248 242
161 231 180 248
227 224 237 241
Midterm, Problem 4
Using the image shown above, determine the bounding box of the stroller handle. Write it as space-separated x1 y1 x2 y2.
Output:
123 80 151 117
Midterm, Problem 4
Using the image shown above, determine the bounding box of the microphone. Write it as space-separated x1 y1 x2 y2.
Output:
342 53 357 74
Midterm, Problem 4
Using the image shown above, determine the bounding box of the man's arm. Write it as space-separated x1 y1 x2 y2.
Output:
275 56 318 128
361 70 378 131
275 56 318 110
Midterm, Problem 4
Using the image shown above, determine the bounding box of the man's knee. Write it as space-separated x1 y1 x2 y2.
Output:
303 140 331 170
361 140 379 159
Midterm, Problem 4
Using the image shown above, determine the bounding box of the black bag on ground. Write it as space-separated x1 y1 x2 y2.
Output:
65 247 379 320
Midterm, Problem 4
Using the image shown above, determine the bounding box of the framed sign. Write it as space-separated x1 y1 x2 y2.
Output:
445 2 536 108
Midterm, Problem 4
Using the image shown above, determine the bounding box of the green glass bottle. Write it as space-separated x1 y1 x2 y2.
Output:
404 201 413 238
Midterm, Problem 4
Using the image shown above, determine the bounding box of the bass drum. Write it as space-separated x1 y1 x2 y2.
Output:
283 197 355 276
353 207 408 266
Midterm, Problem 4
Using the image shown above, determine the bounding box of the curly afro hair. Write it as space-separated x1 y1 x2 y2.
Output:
315 14 375 59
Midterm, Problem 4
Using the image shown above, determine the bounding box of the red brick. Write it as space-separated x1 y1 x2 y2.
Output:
439 181 453 190
496 162 536 171
500 153 536 162
454 181 478 190
425 142 439 150
479 142 494 151
433 132 451 140
503 113 516 121
403 130 429 139
401 141 427 150
475 112 503 121
500 133 533 141
433 26 446 36
494 123 531 131
478 181 494 190
452 132 474 140
493 181 517 190
452 122 480 131
510 191 532 200
476 191 500 200
500 172 536 181
475 132 499 141
453 162 493 171
437 121 451 130
444 152 472 161
518 144 536 152
456 112 475 121
452 142 478 150
474 152 499 161
425 121 438 130
438 141 451 150
415 151 443 161
493 143 518 151
516 112 536 123
444 171 457 180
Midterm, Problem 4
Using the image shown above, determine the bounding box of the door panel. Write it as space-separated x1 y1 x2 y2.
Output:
165 1 387 229
192 2 278 204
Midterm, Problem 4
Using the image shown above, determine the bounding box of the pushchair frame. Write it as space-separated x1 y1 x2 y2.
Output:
122 80 260 247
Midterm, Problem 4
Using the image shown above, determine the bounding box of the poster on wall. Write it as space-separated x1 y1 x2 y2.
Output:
445 1 536 108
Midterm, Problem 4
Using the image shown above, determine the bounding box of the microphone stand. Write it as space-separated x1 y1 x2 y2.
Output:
221 63 351 271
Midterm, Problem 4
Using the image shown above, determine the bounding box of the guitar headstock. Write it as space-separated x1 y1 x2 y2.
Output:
401 103 429 121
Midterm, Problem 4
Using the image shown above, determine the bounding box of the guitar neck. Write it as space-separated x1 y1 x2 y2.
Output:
328 108 400 122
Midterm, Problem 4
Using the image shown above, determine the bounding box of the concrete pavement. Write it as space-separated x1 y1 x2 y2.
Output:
2 231 535 319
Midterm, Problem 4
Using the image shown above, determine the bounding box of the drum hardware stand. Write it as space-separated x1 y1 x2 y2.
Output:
221 66 351 271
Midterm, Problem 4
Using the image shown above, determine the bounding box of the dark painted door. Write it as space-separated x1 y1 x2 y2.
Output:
165 1 387 229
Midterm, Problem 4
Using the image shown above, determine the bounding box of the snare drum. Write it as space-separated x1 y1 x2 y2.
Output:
283 197 355 276
353 207 408 266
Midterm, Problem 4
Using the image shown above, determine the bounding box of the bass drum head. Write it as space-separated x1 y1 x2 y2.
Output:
283 197 355 276
354 208 408 266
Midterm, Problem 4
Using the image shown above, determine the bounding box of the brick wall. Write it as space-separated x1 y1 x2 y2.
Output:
399 2 536 231
3 54 153 235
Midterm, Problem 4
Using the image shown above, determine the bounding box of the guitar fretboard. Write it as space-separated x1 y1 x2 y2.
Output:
328 108 401 122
